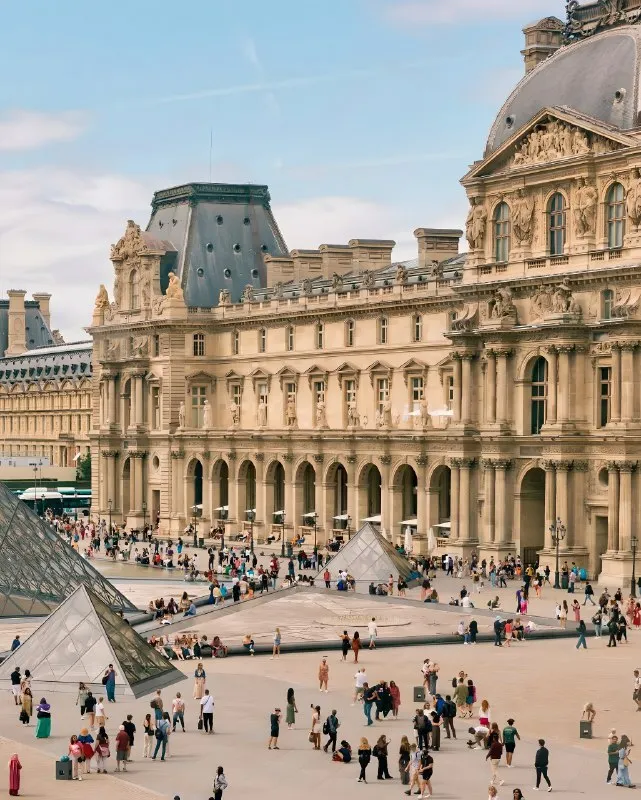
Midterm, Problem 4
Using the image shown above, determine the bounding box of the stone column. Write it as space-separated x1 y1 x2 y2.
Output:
483 460 495 543
171 451 185 518
107 376 117 425
495 350 510 424
453 355 462 423
458 459 473 541
314 455 325 544
283 455 295 535
545 348 557 425
621 344 635 423
461 356 473 424
380 455 392 540
557 347 571 424
494 460 511 544
134 374 144 426
607 462 619 551
555 461 570 540
346 455 358 536
618 462 634 552
611 345 621 424
486 351 496 424
253 454 264 528
416 455 429 539
133 452 144 513
449 460 460 541
543 461 556 548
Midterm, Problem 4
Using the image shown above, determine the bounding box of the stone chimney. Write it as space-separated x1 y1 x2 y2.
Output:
6 289 27 356
522 17 563 74
319 244 353 278
414 228 463 270
290 249 323 280
348 240 395 272
32 292 52 328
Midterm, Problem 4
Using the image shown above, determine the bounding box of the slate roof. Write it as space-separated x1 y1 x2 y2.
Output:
0 300 54 357
0 341 92 387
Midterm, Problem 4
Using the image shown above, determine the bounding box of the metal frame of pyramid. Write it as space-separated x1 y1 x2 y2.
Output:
0 585 184 698
318 522 417 593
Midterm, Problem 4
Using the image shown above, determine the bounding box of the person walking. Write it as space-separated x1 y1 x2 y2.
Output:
442 695 457 739
364 683 376 726
616 736 635 787
95 697 107 729
171 692 185 732
193 663 206 700
123 714 136 761
35 698 51 739
633 670 641 712
8 753 21 797
592 608 603 638
10 668 21 706
533 738 552 791
104 664 116 703
352 631 361 663
152 713 170 760
200 689 214 734
608 735 620 784
576 619 587 649
78 729 94 775
318 657 329 692
84 691 97 730
340 631 351 661
374 735 392 780
76 682 89 717
323 709 340 753
213 766 228 800
151 689 163 722
405 743 421 795
286 688 297 729
94 729 110 773
68 735 83 780
390 680 401 718
268 707 281 750
310 705 322 750
559 601 568 629
115 725 129 772
358 737 371 783
414 708 430 750
419 748 434 798
583 582 595 605
486 735 505 787
493 617 503 646
20 689 32 725
607 614 619 647
272 628 281 659
368 618 378 649
399 736 411 785
142 713 155 758
502 719 520 767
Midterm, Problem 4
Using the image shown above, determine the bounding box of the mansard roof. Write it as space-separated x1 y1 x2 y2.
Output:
0 341 92 387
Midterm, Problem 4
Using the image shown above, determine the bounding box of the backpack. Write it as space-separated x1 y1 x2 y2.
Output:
372 745 379 757
155 726 164 740
150 699 157 709
322 721 329 735
101 675 108 685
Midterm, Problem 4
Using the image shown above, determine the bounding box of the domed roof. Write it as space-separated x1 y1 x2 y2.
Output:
486 27 641 156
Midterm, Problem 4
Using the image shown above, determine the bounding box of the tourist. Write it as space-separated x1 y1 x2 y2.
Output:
467 725 489 749
152 712 170 760
333 739 352 762
533 738 552 791
115 725 129 772
200 689 215 734
583 581 595 605
363 683 376 726
617 735 635 787
358 737 372 783
442 694 457 739
323 708 340 753
512 790 524 800
151 689 163 722
353 668 367 704
414 708 430 750
466 679 477 717
486 733 505 787
19 688 32 725
94 728 110 773
8 753 21 797
10 668 21 706
272 627 281 659
608 734 620 784
193 663 206 699
607 615 619 647
76 682 89 717
502 718 520 766
268 707 281 750
84 691 97 730
352 631 361 663
213 766 228 799
592 608 603 637
285 687 297 728
488 787 498 800
399 735 411 784
618 613 628 644
576 619 587 649
35 698 51 739
104 664 116 702
340 631 350 661
310 705 322 750
374 734 392 780
69 735 83 780
493 617 503 646
479 699 491 728
572 599 581 622
78 728 94 774
389 680 401 717
170 692 185 733
559 601 568 629
318 656 329 692
95 696 108 729
142 713 154 758
420 747 434 798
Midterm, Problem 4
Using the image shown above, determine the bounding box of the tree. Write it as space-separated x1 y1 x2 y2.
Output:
76 452 91 482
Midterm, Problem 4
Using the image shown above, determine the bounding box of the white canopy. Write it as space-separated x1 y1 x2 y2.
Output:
333 514 349 521
400 518 418 526
302 511 318 518
404 526 413 554
429 407 454 417
215 505 228 512
427 528 438 554
362 514 382 523
245 508 256 514
433 521 451 529
274 510 285 515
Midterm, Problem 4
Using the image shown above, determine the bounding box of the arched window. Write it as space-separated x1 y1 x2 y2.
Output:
530 356 548 435
129 270 139 310
494 202 510 263
606 183 625 249
548 193 566 255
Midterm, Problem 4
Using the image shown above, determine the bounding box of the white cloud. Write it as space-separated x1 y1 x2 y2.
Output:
384 0 560 25
0 110 88 151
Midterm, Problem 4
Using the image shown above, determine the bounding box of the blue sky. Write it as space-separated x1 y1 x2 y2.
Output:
0 0 563 339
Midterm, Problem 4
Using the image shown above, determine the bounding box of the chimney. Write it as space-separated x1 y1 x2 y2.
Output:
290 249 323 280
348 239 395 272
414 228 463 270
32 292 52 328
6 289 27 356
319 244 353 278
264 254 295 287
521 17 563 74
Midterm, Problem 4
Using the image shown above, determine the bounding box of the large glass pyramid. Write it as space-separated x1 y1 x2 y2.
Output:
0 481 136 616
0 585 184 698
319 523 416 593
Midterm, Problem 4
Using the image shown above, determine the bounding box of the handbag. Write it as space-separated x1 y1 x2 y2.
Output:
198 718 203 731
308 732 315 743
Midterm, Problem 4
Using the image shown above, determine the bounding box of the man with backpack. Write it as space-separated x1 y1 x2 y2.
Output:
413 708 431 750
441 694 457 739
151 712 170 761
322 710 340 753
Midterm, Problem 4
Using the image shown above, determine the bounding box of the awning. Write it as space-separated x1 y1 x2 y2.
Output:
362 515 381 523
245 508 256 513
429 408 454 417
400 518 418 526
302 511 318 518
215 506 228 512
273 510 285 515
333 514 349 521
434 521 451 529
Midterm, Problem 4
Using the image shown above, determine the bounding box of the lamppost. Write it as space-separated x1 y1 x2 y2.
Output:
311 511 318 553
108 498 112 535
248 510 255 554
346 515 352 541
632 535 639 598
549 517 566 589
142 500 147 536
280 511 286 558
191 505 199 548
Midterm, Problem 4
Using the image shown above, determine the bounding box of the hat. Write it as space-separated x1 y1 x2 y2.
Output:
495 616 501 621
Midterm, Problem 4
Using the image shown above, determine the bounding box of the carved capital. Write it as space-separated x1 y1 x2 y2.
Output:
493 459 513 471
555 460 572 472
620 341 637 352
542 459 556 471
556 345 574 355
129 450 148 459
171 450 186 460
544 345 558 356
380 454 392 466
606 460 620 473
254 452 265 462
572 460 589 472
282 453 294 463
101 449 120 458
313 453 325 464
416 453 429 467
481 458 496 471
618 460 637 473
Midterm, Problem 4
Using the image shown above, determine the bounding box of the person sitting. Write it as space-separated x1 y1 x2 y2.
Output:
183 601 197 617
242 634 255 655
487 596 500 610
212 635 228 657
332 740 352 762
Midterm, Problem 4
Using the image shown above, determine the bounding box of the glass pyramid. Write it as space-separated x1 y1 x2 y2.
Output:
0 585 184 698
0 481 136 616
319 523 415 593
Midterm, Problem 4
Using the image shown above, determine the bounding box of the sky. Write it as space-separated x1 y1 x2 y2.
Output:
0 0 565 340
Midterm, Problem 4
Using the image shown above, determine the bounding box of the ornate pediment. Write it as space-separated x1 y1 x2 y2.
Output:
565 0 641 42
111 220 150 262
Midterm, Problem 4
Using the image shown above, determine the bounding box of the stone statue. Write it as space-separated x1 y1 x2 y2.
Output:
111 219 147 261
301 278 313 296
395 264 408 285
430 260 443 277
202 399 212 429
420 399 431 428
229 400 240 427
466 197 487 250
257 399 267 427
347 401 360 428
94 284 109 310
490 287 515 319
377 399 392 428
218 289 231 305
316 399 327 428
627 168 641 229
331 272 343 291
531 285 554 318
551 279 577 313
573 177 598 236
131 336 148 357
166 272 184 301
273 282 284 299
241 284 254 303
285 397 297 427
361 270 376 289
113 274 122 307
512 189 535 245
178 401 186 429
141 279 151 308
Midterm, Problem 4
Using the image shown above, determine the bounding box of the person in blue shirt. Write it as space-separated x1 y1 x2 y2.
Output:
10 636 20 652
184 602 197 617
104 664 116 703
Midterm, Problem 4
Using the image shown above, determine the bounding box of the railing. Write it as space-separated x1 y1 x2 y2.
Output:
526 258 547 269
550 256 569 266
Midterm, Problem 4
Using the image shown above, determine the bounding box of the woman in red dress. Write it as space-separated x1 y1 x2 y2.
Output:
9 753 21 797
633 602 641 629
389 681 401 718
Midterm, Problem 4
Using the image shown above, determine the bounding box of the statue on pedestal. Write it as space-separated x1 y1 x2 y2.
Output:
178 401 186 429
202 399 212 429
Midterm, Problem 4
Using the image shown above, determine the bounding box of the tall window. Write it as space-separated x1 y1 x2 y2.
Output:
602 289 614 320
447 375 454 406
257 381 268 406
151 386 160 429
232 384 242 412
494 202 510 263
345 319 355 347
548 193 566 255
344 379 356 422
313 380 325 424
411 376 424 403
413 314 422 343
607 183 625 249
191 386 206 427
232 330 239 355
530 356 548 434
378 317 389 345
316 322 324 350
376 378 389 416
129 270 139 310
599 366 612 428
153 335 160 357
193 333 205 357
258 328 267 353
286 326 295 352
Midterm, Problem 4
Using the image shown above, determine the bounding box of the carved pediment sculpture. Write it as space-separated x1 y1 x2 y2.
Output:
451 303 478 331
489 288 517 322
94 284 110 310
532 280 581 320
331 272 344 291
511 189 536 245
573 177 598 237
395 264 408 285
612 287 641 319
510 119 594 168
627 168 641 229
465 197 487 250
219 289 231 305
111 219 149 261
165 272 184 302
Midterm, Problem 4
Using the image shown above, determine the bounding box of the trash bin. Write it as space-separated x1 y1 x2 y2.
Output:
198 537 205 548
579 720 592 739
561 573 569 590
56 760 73 780
413 686 425 702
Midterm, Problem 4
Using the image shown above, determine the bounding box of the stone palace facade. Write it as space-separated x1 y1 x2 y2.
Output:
89 2 641 582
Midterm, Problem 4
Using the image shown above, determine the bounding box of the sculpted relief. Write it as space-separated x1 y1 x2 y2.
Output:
510 120 616 169
531 280 581 319
465 197 487 250
573 177 598 237
627 168 641 229
511 189 535 245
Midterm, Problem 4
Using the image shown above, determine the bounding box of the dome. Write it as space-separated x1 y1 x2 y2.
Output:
486 26 641 156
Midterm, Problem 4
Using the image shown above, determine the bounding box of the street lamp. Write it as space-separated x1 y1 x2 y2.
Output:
632 535 639 598
247 510 255 554
347 515 352 541
142 500 147 536
549 517 566 589
280 511 286 558
107 498 112 535
191 505 199 548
